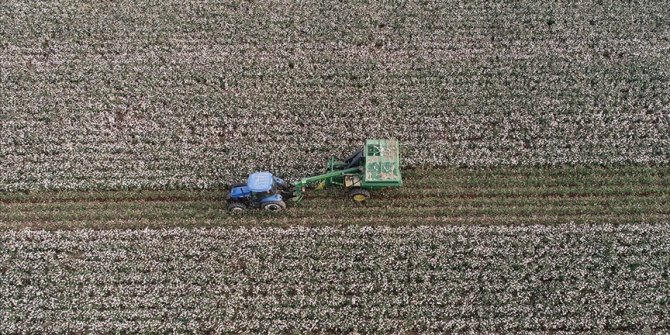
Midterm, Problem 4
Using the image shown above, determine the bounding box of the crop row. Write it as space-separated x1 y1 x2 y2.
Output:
1 223 669 333
1 167 667 229
2 166 668 203
1 0 669 191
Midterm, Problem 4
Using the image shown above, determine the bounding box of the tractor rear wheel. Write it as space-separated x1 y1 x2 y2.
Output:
263 201 287 211
348 188 370 203
227 202 247 212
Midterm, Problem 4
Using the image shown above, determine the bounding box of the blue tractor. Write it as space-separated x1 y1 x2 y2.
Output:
226 172 292 211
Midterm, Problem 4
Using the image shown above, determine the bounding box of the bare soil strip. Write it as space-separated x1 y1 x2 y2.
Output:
0 167 667 230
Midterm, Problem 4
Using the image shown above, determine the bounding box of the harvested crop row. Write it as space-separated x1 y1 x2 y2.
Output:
3 166 668 204
1 167 667 229
1 224 668 333
4 194 668 214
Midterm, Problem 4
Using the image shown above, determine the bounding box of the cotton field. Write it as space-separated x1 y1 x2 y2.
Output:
0 224 668 333
1 0 669 191
1 0 669 333
0 167 667 332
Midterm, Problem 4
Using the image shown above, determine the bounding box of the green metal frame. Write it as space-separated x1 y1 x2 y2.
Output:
292 167 361 202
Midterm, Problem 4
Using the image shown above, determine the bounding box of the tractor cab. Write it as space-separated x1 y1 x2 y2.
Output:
227 172 290 211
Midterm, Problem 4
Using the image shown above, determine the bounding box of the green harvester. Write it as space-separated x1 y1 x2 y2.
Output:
292 139 402 203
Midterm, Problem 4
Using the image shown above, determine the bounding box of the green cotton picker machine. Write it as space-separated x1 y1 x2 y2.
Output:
292 139 403 203
226 139 403 211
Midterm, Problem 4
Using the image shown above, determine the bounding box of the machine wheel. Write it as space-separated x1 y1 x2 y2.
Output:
227 202 247 212
263 201 287 211
348 188 370 203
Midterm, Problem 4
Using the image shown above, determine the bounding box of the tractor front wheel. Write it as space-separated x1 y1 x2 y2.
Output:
348 188 370 203
263 201 287 211
228 202 247 212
